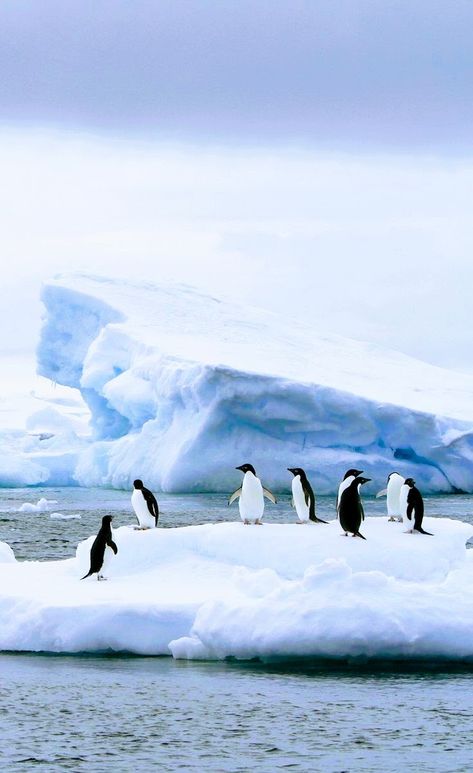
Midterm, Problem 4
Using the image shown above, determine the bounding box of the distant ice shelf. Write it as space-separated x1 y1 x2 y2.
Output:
3 272 473 492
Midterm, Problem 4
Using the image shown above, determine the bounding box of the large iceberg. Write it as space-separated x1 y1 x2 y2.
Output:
30 273 473 493
1 517 473 660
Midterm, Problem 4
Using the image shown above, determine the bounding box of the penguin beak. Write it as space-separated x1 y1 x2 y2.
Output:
287 468 295 474
236 465 244 471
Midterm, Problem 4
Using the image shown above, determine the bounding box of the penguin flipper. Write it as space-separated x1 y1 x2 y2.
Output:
228 488 242 506
355 531 367 540
291 497 295 509
360 502 365 522
143 487 159 520
108 539 118 555
263 488 277 504
416 528 433 536
80 569 94 580
376 488 387 498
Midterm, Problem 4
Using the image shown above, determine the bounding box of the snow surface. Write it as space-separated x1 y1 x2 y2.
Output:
7 272 473 492
1 517 473 660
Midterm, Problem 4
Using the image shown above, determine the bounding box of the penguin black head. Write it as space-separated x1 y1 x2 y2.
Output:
388 471 401 481
133 479 144 489
236 464 256 475
405 478 415 487
355 476 371 486
344 468 363 480
101 515 113 525
287 467 306 478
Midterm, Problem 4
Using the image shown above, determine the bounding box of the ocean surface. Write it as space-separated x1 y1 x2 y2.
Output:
1 488 473 772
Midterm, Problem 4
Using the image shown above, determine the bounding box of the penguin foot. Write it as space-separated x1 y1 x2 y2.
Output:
243 520 250 525
97 575 108 581
388 517 397 522
255 520 263 525
296 520 304 525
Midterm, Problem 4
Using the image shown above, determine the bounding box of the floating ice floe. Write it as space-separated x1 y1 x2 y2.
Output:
50 512 81 520
18 497 58 512
1 517 473 661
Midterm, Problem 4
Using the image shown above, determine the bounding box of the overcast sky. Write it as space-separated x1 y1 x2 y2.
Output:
0 1 472 371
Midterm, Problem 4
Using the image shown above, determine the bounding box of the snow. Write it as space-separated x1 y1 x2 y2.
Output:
1 517 473 660
5 272 473 492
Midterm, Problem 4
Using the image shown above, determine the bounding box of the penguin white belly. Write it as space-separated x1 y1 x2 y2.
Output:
239 473 264 522
399 485 409 522
387 475 404 516
292 476 310 522
337 477 354 513
101 543 115 577
131 490 155 528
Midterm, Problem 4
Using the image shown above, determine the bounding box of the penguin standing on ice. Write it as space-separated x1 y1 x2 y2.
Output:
131 479 159 529
228 464 277 525
336 469 364 514
338 476 371 539
376 472 405 521
287 468 327 524
81 515 118 581
403 478 433 535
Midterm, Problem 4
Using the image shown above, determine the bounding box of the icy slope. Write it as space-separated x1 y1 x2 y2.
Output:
1 518 473 660
33 273 473 493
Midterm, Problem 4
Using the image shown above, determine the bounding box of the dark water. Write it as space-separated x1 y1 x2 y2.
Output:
1 489 473 771
1 655 473 772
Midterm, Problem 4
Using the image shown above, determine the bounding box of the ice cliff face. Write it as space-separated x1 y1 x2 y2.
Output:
32 273 473 493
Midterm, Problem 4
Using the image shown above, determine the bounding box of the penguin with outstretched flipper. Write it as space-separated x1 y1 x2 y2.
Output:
228 464 277 525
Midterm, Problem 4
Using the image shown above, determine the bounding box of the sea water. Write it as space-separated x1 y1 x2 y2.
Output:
1 489 473 772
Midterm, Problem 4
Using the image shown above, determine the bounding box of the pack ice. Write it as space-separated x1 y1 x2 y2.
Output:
1 517 473 660
24 272 473 493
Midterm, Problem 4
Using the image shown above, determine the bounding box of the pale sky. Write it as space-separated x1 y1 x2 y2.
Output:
0 2 472 372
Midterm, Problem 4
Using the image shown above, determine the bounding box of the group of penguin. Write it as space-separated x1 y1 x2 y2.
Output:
229 464 432 539
81 468 432 581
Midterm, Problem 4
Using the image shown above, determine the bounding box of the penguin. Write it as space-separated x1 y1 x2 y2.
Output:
131 479 159 529
228 464 277 525
336 469 364 514
338 476 371 539
287 468 327 524
376 472 405 521
81 515 118 581
403 478 433 535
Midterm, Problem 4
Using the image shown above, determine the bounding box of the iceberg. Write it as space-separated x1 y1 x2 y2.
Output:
1 517 473 660
30 273 473 493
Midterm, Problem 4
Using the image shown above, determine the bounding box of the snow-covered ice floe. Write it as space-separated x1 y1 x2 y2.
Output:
18 497 58 512
24 272 473 493
49 512 81 520
1 518 473 661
